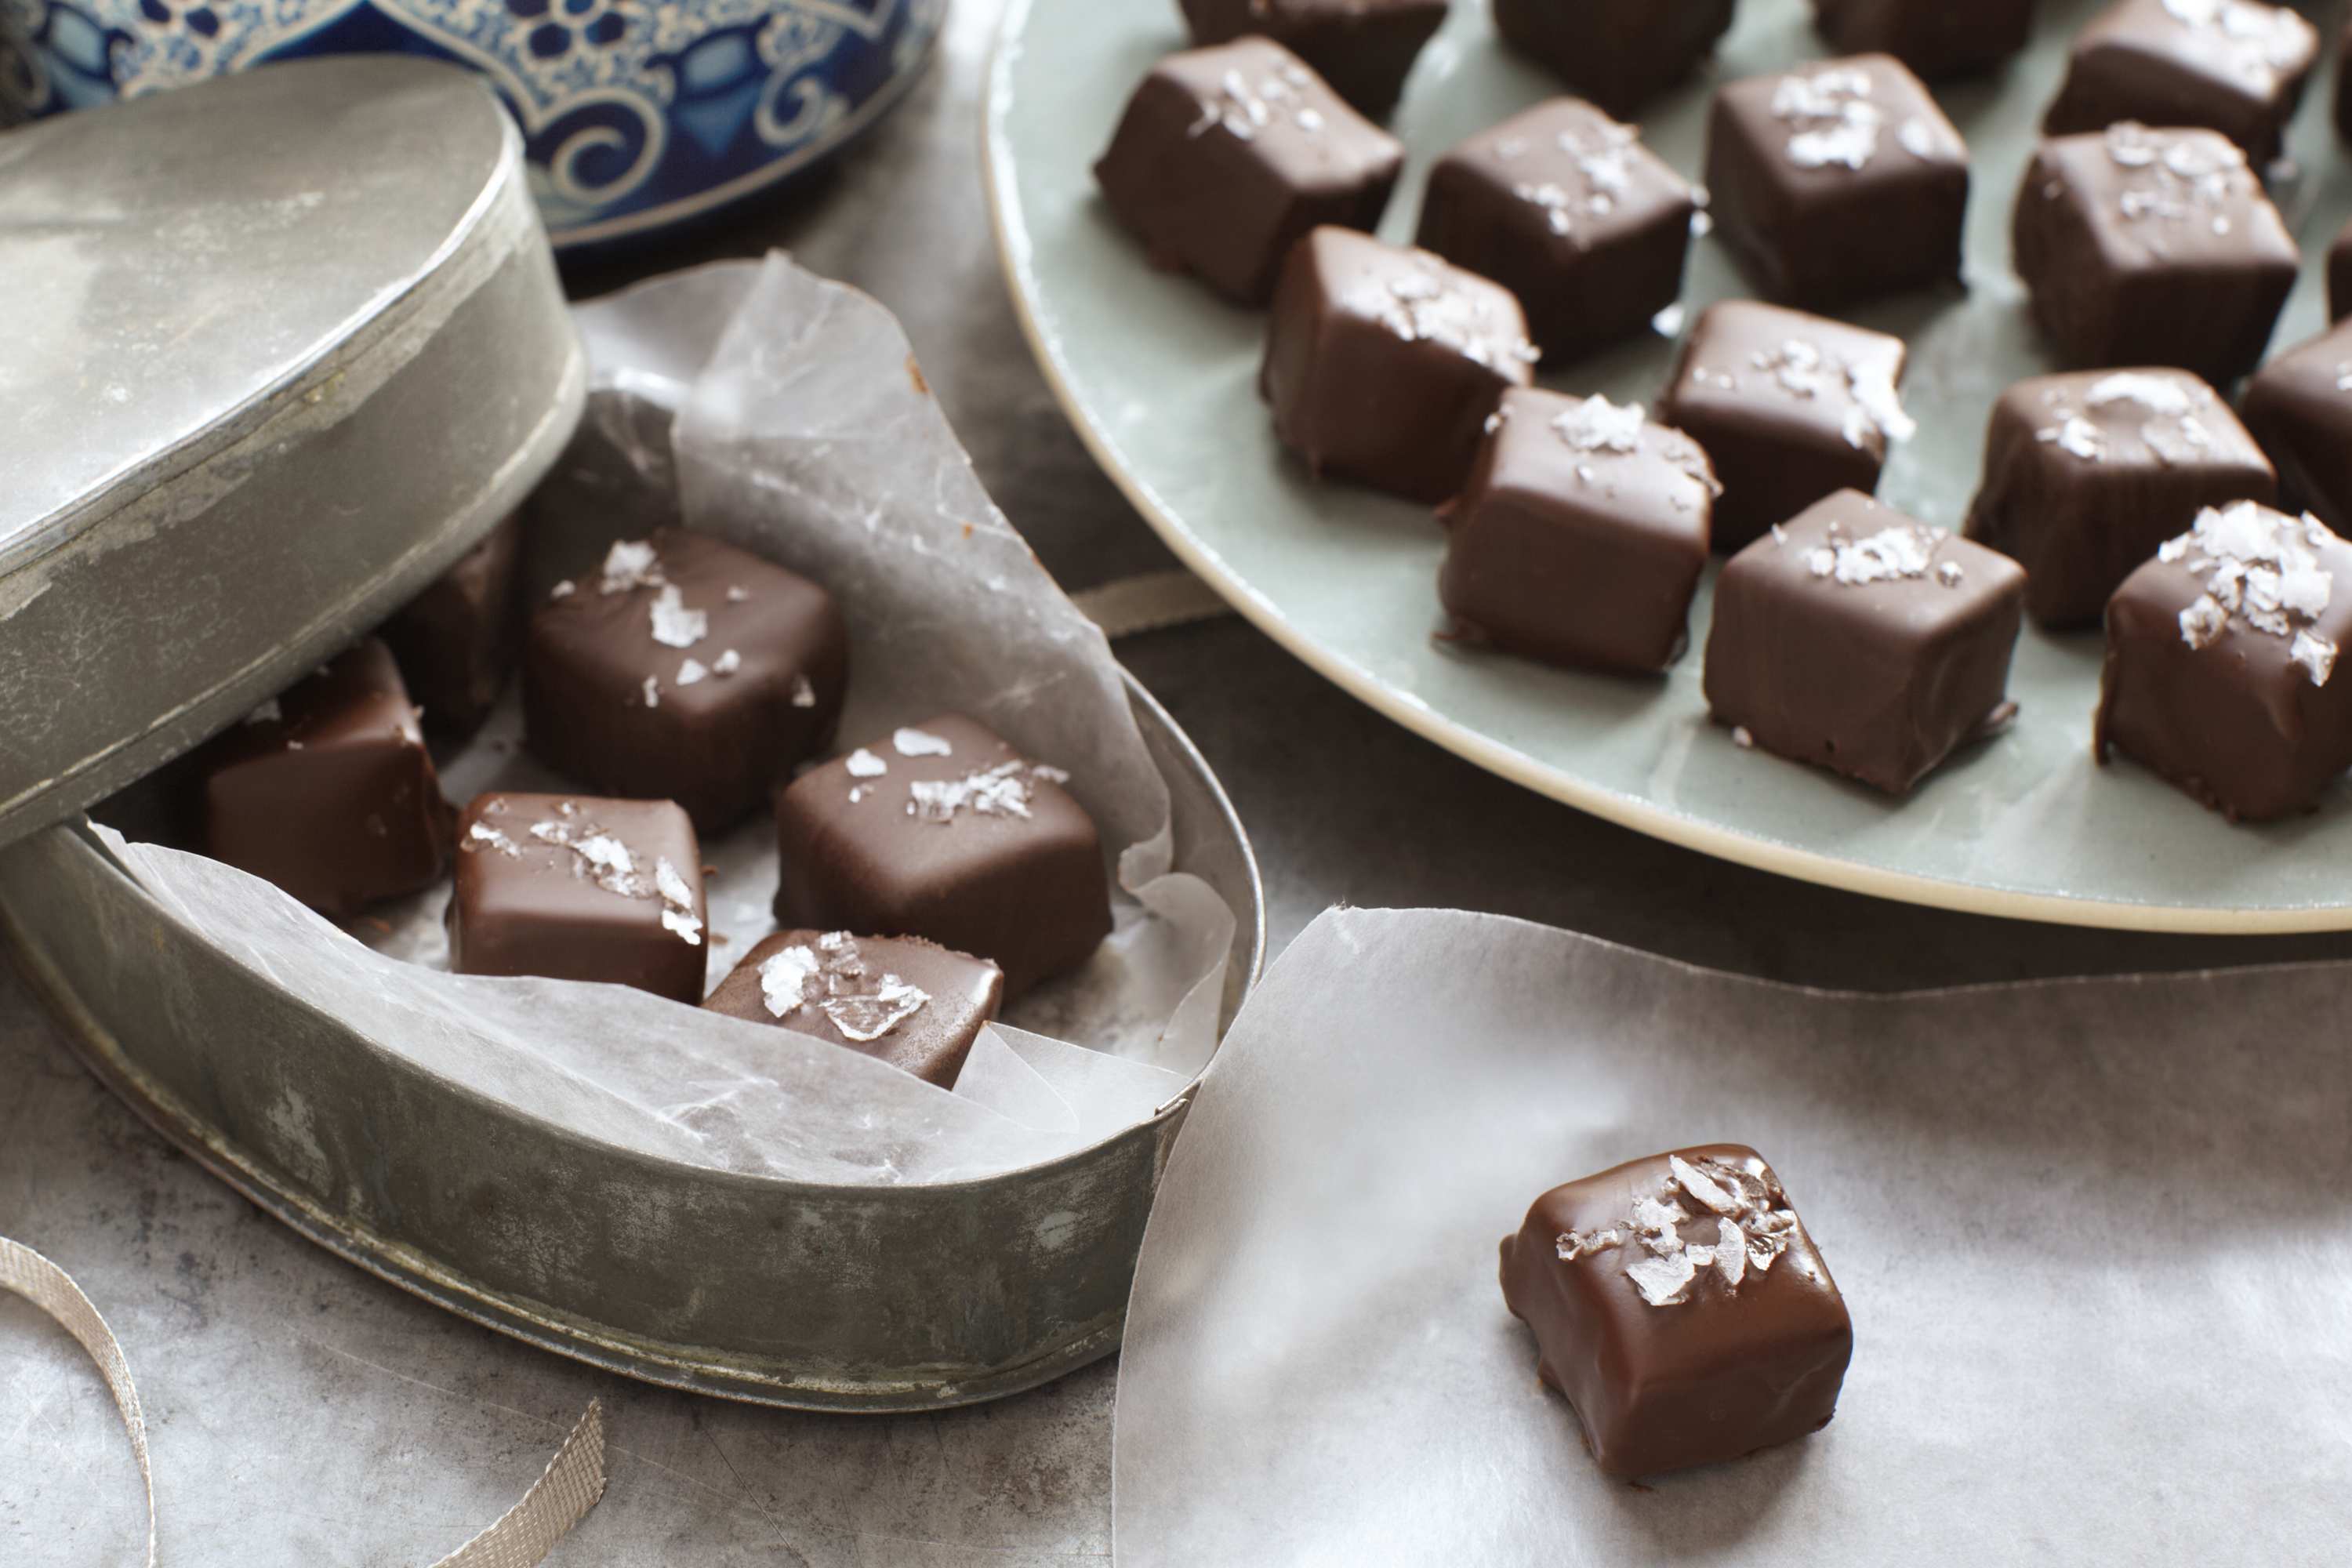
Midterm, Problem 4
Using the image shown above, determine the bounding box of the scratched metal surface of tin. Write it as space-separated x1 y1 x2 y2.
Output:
0 56 585 848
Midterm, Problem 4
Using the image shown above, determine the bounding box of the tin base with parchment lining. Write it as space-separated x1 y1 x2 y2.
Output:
0 676 1261 1411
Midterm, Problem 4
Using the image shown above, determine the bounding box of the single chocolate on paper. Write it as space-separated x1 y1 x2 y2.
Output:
198 638 450 916
1965 368 2276 629
2097 502 2352 821
705 930 1004 1087
1704 491 2026 795
2241 318 2352 535
449 790 707 1004
380 513 523 740
1490 0 1733 120
1439 389 1716 673
1498 1144 1853 1479
1415 98 1695 363
2012 125 2297 388
1811 0 2035 81
1261 226 1538 503
523 529 848 835
1654 299 1915 553
1094 38 1404 307
2043 0 2318 165
1178 0 1447 121
774 714 1111 1000
1703 53 1969 309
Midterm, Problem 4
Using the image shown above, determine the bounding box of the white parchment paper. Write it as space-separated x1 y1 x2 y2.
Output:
102 256 1233 1185
1114 907 2352 1564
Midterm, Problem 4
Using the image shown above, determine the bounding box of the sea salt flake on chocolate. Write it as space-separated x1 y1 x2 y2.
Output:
661 907 702 946
641 676 659 709
1715 1218 1748 1289
907 761 1041 823
648 583 708 649
466 822 520 856
2180 594 2230 648
676 658 709 686
717 650 745 678
655 855 695 912
599 539 663 595
1631 1193 1690 1243
1552 394 1646 455
822 973 932 1043
2039 416 2106 461
1557 1226 1624 1261
1819 525 1939 585
758 944 822 1015
2291 630 2338 686
1671 1153 1740 1214
549 580 575 601
893 726 956 757
1847 356 1918 445
1773 67 1883 171
845 748 888 779
1626 1248 1698 1307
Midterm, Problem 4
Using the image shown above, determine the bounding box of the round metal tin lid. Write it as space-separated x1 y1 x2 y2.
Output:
0 57 585 847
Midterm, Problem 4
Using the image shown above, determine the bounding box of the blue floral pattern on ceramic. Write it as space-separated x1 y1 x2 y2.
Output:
0 0 944 245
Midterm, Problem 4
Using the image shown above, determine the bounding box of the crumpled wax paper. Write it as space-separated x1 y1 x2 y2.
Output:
1113 906 2352 1565
103 255 1237 1185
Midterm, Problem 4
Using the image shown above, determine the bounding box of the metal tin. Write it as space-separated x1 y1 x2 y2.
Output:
0 676 1265 1410
0 56 585 850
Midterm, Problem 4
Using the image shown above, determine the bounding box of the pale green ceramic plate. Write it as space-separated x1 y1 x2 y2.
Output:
984 0 2352 931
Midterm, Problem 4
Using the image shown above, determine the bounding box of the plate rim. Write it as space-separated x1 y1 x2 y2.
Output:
978 0 2352 938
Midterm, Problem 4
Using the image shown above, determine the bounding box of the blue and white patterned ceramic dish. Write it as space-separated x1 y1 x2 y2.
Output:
0 0 944 246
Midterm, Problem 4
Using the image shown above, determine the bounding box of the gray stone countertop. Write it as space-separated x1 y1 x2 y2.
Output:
9 3 2351 1563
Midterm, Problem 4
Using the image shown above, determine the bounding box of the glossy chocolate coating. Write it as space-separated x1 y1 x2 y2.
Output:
704 930 1004 1087
1415 98 1695 363
1094 38 1404 306
198 639 450 916
1704 491 2026 794
2328 216 2352 325
1498 1144 1853 1479
1491 0 1733 120
1177 0 1446 121
1439 389 1715 673
1811 0 2034 81
2013 125 2296 388
448 791 706 1003
1654 300 1913 553
773 715 1111 1000
1704 54 1969 309
381 514 522 740
2096 502 2352 820
2241 319 2352 535
522 529 848 835
1261 226 1537 503
1965 368 2276 629
2043 0 2318 164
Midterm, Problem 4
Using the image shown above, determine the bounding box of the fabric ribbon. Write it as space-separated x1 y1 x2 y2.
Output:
1 1236 607 1566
